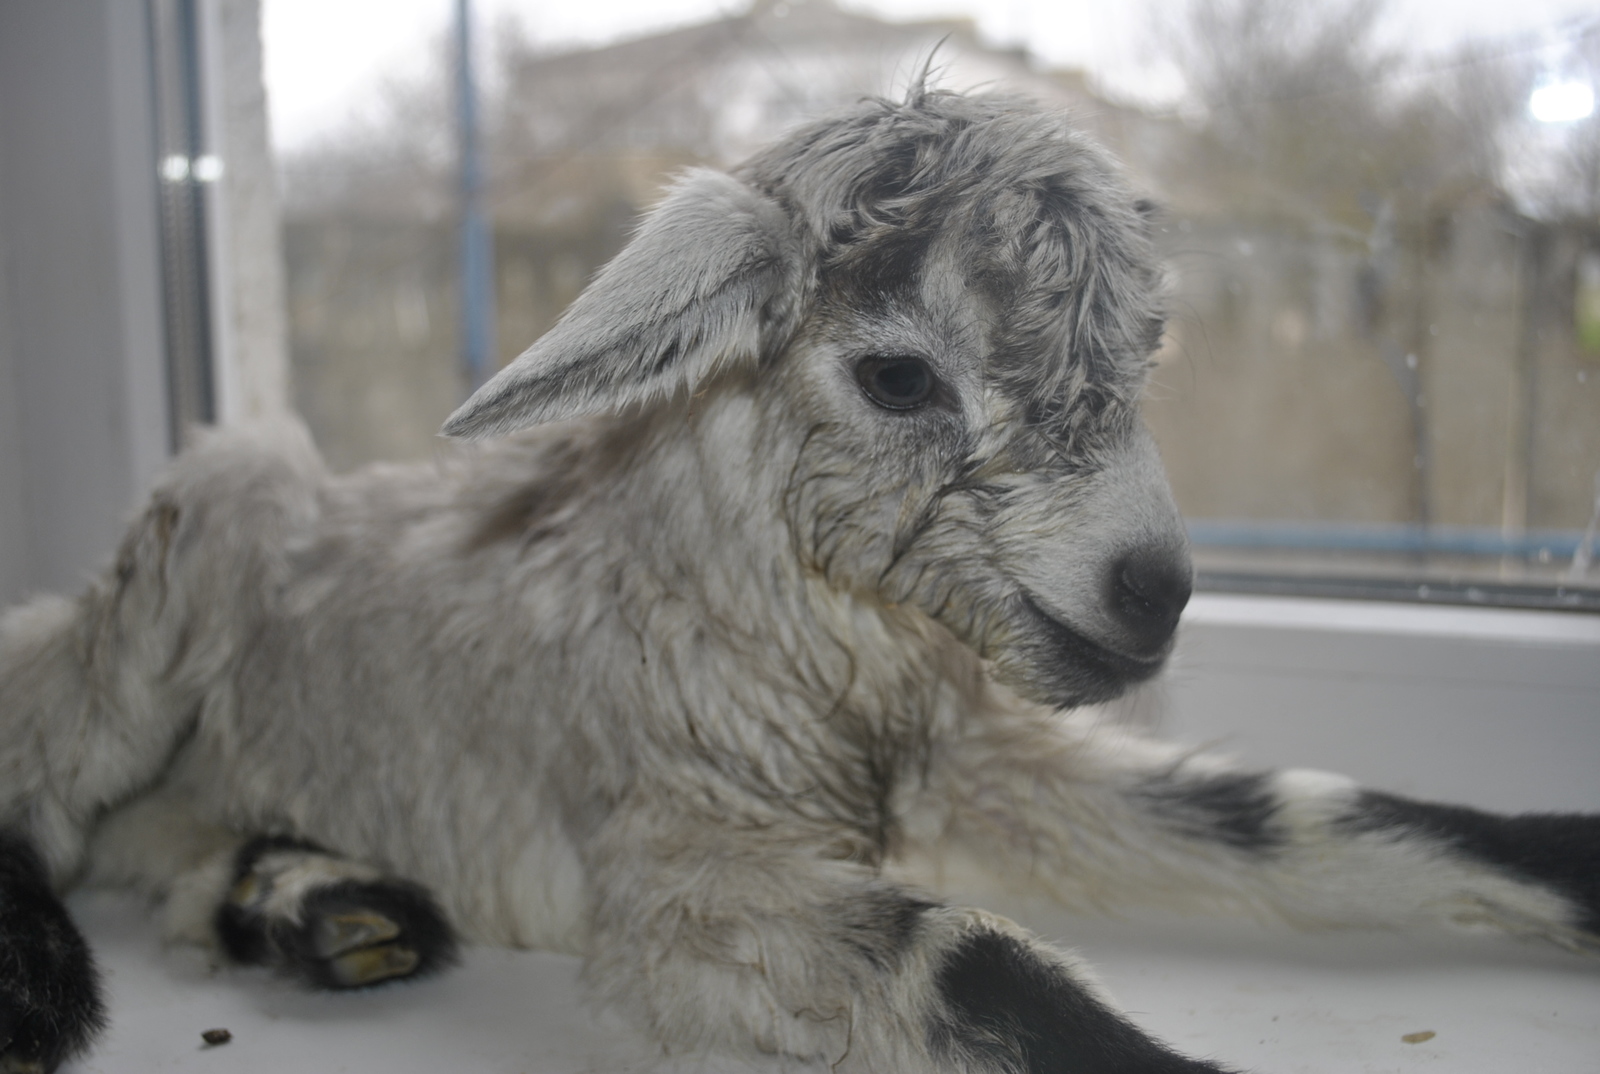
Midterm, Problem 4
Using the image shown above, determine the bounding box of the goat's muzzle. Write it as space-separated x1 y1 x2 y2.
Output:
1105 546 1192 658
1014 593 1169 707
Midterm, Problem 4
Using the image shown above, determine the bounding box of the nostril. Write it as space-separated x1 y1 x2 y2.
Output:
1109 550 1193 651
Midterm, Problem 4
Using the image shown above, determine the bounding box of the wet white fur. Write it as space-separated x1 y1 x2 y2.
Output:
0 96 1586 1072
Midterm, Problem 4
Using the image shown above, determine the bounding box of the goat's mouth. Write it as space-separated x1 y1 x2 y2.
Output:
1013 592 1171 707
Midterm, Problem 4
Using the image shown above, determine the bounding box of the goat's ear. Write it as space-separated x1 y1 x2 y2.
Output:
441 169 801 438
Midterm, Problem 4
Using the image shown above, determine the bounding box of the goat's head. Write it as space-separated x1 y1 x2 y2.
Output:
444 90 1191 709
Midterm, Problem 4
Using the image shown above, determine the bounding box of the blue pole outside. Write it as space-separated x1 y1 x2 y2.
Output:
455 0 495 392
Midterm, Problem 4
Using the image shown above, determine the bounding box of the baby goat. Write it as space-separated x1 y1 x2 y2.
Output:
1 90 1596 1074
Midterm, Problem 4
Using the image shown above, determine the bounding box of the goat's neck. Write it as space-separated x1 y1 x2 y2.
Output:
608 393 813 619
597 394 971 831
599 393 947 675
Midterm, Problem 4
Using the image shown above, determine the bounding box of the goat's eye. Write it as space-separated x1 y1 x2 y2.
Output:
856 356 936 410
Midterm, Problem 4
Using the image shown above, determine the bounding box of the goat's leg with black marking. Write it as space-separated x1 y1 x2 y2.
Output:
926 706 1600 951
0 831 104 1074
0 511 211 1073
0 427 323 1071
583 808 1235 1073
214 836 457 988
83 791 457 991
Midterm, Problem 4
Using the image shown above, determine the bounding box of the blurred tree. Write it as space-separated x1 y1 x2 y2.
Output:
277 44 455 219
1163 0 1531 228
1522 22 1600 221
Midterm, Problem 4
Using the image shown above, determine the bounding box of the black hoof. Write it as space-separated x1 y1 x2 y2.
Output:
215 836 457 990
0 831 106 1073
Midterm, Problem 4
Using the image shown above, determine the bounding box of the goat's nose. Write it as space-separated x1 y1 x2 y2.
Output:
1107 548 1192 655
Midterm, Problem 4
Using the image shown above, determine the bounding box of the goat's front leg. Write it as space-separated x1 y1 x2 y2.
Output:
924 706 1600 952
583 807 1235 1073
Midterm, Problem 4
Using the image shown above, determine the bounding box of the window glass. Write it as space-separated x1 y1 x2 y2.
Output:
263 0 1600 607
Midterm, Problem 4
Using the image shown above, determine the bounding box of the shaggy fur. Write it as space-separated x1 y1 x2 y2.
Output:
1 90 1596 1074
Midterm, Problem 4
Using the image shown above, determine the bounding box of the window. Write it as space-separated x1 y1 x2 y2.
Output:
263 0 1600 611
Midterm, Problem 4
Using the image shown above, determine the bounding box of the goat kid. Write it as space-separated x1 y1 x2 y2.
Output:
1 91 1597 1074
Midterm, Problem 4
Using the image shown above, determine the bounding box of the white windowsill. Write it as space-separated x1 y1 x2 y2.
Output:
1186 592 1600 644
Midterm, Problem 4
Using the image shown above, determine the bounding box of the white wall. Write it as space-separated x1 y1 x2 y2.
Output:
0 0 285 607
205 0 290 426
1169 597 1600 813
0 0 171 606
0 160 27 607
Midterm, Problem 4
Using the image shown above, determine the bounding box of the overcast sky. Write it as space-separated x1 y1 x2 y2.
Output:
262 0 1598 150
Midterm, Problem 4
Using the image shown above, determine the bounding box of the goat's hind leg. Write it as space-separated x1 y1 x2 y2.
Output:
83 789 457 990
0 831 104 1074
0 528 200 1073
1 425 323 877
0 424 325 1069
213 836 457 989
